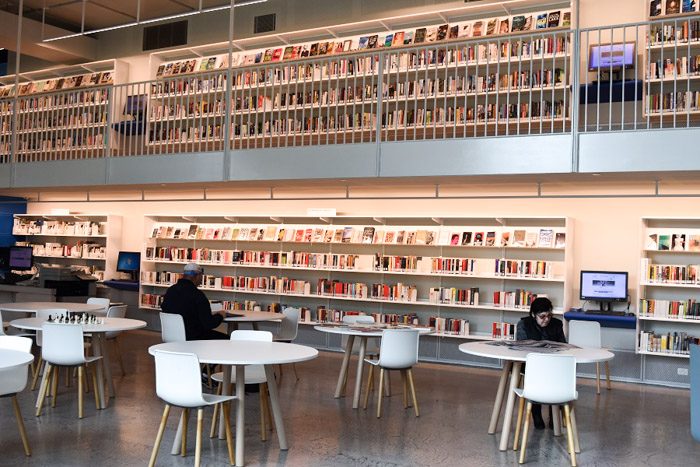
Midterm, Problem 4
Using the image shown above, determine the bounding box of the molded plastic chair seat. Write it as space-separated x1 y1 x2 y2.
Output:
568 319 611 394
0 335 33 456
30 309 68 391
148 350 236 467
363 328 420 418
513 353 579 466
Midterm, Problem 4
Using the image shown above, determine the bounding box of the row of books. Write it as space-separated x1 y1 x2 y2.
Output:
10 111 108 132
431 317 469 336
24 242 105 259
639 298 700 319
494 259 553 278
646 90 700 113
646 232 700 251
649 20 700 46
428 287 480 306
155 9 570 78
493 290 539 309
492 321 517 340
13 134 104 153
13 219 105 236
0 90 109 115
150 75 227 98
149 222 567 248
639 330 699 355
649 0 699 17
641 259 700 283
648 56 700 80
149 100 225 121
0 72 114 98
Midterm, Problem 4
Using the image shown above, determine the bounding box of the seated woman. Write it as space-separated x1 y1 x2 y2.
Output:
516 297 567 429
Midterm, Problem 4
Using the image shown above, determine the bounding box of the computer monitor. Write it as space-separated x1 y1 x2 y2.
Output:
9 246 33 270
588 42 635 71
580 270 628 311
116 251 140 280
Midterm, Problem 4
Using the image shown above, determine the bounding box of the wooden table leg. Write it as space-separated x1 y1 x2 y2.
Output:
264 365 288 449
334 335 354 398
91 335 108 409
499 361 522 451
488 361 512 434
552 405 562 436
352 337 367 409
235 365 245 467
218 365 232 440
98 333 115 400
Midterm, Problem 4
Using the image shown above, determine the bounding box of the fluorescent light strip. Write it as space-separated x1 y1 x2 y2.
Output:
42 0 267 42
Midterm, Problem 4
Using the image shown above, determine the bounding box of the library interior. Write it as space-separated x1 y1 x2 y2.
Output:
1 0 700 465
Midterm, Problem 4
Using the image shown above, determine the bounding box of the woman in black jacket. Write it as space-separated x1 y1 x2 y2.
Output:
516 297 567 429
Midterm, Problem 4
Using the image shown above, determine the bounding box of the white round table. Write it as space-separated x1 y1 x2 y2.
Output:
149 340 318 467
315 324 432 409
459 341 615 451
12 317 147 409
224 311 284 331
0 349 34 370
0 301 107 315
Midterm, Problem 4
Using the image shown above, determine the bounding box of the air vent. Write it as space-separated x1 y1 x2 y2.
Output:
143 20 188 51
254 14 276 34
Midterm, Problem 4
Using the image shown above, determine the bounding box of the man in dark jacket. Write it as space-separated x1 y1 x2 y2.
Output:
161 263 227 340
516 296 567 429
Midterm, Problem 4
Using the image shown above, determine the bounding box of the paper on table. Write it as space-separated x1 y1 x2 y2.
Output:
487 339 579 353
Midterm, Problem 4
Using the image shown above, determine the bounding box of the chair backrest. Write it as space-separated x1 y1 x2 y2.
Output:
153 350 206 408
160 312 186 343
568 320 602 348
277 307 300 341
41 323 87 366
87 297 110 315
34 309 68 347
230 330 272 342
522 353 577 404
343 315 375 325
378 329 419 369
0 309 5 336
105 305 128 339
341 315 379 354
691 344 700 442
0 336 33 396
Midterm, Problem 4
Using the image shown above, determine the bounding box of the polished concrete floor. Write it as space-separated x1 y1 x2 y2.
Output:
1 330 698 467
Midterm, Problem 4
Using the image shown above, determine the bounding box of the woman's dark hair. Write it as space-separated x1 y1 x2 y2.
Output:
529 297 553 316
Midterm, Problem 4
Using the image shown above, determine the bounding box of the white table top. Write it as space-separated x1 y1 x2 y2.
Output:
314 324 433 337
10 317 147 333
148 340 318 365
224 311 284 322
0 349 34 369
459 341 615 364
0 301 106 315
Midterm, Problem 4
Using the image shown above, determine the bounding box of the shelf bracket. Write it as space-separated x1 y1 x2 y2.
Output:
378 20 392 32
319 217 331 224
372 217 386 225
431 217 443 225
324 28 338 39
224 216 238 223
270 216 283 223
182 216 195 222
276 35 291 44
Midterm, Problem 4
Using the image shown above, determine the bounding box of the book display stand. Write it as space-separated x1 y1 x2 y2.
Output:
140 215 573 344
12 214 123 282
638 217 700 359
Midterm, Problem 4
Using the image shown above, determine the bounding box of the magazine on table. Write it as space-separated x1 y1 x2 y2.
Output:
487 339 579 352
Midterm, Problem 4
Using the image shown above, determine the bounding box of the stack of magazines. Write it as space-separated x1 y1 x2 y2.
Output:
487 339 579 353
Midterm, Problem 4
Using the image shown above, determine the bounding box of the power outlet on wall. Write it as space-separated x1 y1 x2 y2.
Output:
678 368 689 376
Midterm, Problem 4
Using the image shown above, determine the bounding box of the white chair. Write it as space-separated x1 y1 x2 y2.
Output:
513 353 578 466
36 323 102 419
210 330 274 441
87 297 110 315
0 335 33 456
30 308 68 391
363 329 420 418
104 305 128 375
274 307 300 380
568 320 610 394
160 312 186 343
148 350 236 467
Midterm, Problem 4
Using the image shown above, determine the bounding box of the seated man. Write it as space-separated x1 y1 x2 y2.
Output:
161 263 227 340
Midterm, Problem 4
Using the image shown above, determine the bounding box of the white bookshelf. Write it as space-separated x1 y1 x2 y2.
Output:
637 217 700 359
12 214 123 281
140 214 573 341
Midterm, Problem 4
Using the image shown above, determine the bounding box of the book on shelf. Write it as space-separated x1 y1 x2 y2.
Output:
492 321 516 340
667 0 681 14
536 13 548 29
547 11 561 28
525 231 538 248
683 0 697 13
538 228 554 248
437 24 449 41
362 227 375 244
513 230 526 247
485 231 496 247
646 233 658 250
425 27 438 42
672 234 687 251
554 232 566 249
650 0 662 16
486 19 497 36
658 234 671 251
499 18 510 34
472 21 483 37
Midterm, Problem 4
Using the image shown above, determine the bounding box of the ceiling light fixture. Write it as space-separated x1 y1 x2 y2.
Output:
42 0 267 43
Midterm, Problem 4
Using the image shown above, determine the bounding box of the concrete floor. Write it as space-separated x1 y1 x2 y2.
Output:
1 330 698 467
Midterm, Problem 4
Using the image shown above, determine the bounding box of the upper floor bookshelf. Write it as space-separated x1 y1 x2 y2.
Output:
140 214 573 341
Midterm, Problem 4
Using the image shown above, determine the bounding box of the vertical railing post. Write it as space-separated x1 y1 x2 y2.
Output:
223 0 235 181
570 0 582 173
104 85 114 184
375 51 385 177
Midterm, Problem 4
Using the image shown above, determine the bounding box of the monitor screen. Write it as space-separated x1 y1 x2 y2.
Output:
580 271 628 302
116 251 141 273
589 42 635 70
9 246 33 270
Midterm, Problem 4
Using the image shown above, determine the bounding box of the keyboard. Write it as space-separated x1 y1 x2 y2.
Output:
584 310 627 316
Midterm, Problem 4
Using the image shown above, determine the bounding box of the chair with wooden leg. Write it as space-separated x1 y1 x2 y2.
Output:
568 320 610 394
0 335 34 456
104 305 128 376
513 353 579 466
362 328 420 418
209 330 274 442
35 323 102 419
30 309 68 391
148 350 236 467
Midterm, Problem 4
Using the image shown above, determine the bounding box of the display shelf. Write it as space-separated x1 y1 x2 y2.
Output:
637 349 690 359
140 214 573 340
13 214 123 282
637 217 700 358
